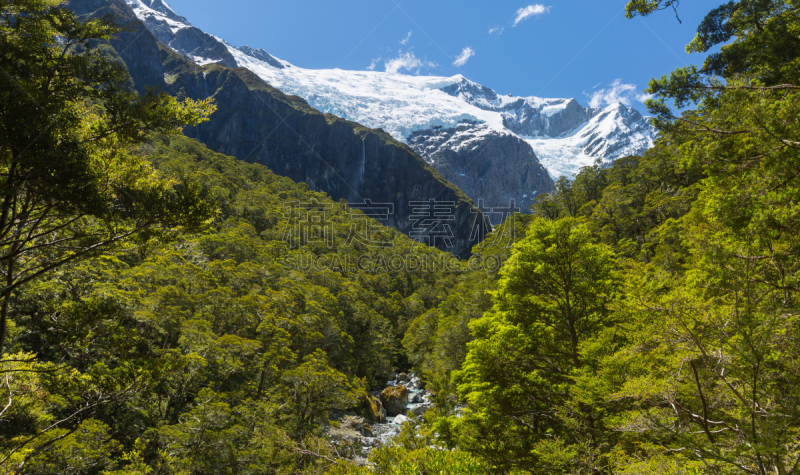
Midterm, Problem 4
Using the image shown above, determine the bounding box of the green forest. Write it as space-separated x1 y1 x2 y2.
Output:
2 0 800 473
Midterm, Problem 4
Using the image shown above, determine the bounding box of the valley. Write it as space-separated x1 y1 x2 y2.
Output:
2 1 798 474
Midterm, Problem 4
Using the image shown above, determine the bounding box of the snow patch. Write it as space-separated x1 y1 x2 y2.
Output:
126 0 191 34
540 103 568 118
525 102 656 180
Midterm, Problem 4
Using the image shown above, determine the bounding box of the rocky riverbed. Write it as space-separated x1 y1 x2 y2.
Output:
335 372 433 458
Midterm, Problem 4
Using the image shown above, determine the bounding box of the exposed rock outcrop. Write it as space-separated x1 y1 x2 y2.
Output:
342 415 366 433
409 123 554 217
236 46 285 69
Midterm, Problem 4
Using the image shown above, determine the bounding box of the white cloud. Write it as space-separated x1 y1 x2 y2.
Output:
384 51 436 75
453 47 475 67
400 31 412 45
638 92 654 103
585 79 652 107
513 4 550 26
366 57 381 71
488 26 505 35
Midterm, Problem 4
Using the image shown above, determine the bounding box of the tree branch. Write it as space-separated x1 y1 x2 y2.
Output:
689 361 715 444
0 376 11 419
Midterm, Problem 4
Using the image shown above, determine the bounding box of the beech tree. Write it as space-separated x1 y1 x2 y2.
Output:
446 218 617 474
0 0 215 354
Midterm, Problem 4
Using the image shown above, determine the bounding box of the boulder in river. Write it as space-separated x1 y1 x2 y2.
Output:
393 414 409 425
359 393 386 423
381 385 409 416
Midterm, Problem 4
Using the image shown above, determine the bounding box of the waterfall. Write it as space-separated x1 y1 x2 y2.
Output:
358 138 366 185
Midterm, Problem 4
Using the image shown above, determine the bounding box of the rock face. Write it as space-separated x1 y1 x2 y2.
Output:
235 46 285 69
441 77 657 179
66 0 165 96
342 415 366 433
183 68 484 257
380 386 409 417
440 81 597 138
409 123 553 216
67 0 489 258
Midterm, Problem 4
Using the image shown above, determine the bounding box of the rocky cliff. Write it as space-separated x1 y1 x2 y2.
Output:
409 123 552 218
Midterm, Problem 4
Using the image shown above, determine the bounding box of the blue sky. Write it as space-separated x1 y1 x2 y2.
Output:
165 0 720 107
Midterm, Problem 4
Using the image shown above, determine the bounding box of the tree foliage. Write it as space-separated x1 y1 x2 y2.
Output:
441 218 617 473
0 0 215 354
0 131 471 474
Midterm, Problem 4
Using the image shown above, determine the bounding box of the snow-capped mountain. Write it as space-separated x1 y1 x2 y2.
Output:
124 0 656 212
126 0 236 68
439 80 656 179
